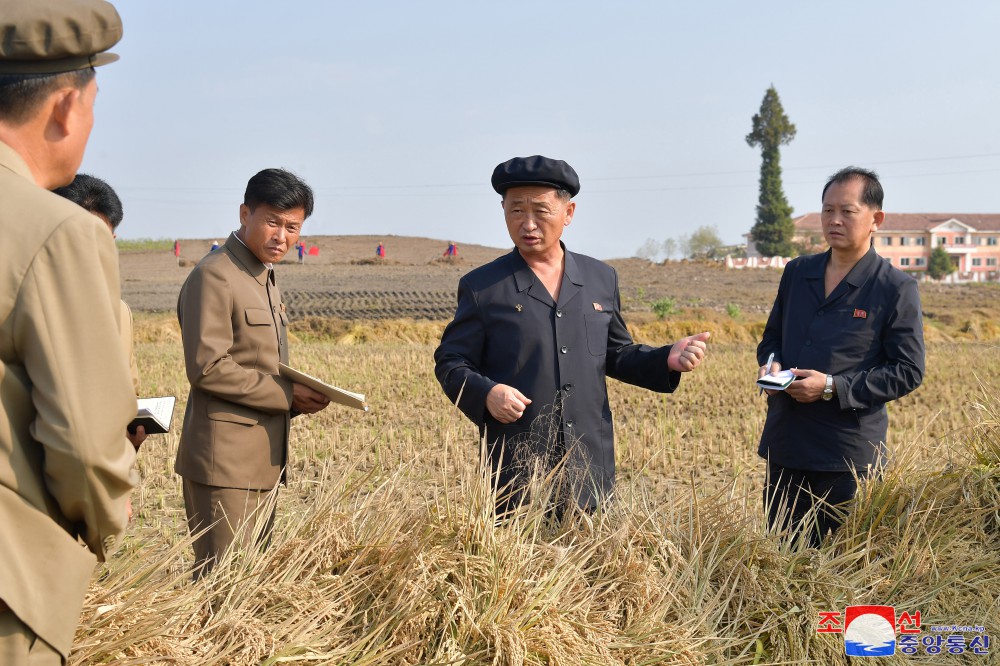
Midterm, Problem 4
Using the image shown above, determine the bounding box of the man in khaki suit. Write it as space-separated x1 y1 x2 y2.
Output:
176 168 330 577
0 2 137 664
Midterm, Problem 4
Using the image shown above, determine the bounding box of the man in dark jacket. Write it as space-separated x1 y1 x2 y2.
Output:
757 166 925 546
435 155 709 512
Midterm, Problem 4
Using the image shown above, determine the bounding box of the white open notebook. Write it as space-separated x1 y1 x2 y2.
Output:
755 370 798 391
129 396 176 434
279 363 368 412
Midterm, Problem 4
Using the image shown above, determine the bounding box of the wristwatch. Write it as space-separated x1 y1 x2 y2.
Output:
822 374 834 401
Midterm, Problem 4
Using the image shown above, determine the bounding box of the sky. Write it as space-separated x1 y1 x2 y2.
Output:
84 1 1000 260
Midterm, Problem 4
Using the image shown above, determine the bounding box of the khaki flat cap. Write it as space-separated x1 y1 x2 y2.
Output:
0 0 122 74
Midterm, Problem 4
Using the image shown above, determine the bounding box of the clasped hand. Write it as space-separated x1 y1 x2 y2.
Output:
757 362 827 402
292 383 331 414
486 384 531 424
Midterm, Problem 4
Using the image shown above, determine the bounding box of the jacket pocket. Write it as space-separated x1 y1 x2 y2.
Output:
245 308 272 326
584 312 611 356
207 397 259 426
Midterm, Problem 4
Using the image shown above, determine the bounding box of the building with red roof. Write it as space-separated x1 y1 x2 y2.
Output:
745 213 1000 281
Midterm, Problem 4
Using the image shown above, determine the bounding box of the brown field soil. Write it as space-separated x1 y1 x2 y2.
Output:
123 235 1000 332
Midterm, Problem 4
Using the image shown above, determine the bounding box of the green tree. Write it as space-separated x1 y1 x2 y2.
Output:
927 246 955 281
686 225 725 259
746 86 796 257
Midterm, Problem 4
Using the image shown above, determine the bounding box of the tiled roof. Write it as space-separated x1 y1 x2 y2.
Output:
793 213 1000 232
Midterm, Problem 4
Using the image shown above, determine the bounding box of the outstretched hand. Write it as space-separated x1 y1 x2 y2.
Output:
667 331 711 372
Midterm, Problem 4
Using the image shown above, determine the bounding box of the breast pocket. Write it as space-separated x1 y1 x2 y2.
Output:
245 308 273 326
584 312 611 356
835 306 880 344
823 306 882 371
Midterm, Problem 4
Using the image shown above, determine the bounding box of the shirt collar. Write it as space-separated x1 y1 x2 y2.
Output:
806 244 880 283
232 231 273 269
511 242 583 292
225 232 271 285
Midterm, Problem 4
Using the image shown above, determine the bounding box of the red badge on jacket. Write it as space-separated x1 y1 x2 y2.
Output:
853 308 867 319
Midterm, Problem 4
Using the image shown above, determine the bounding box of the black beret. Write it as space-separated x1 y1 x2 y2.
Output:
0 0 123 75
491 155 580 197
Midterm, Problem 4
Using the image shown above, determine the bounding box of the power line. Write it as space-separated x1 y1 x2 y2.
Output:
115 151 1000 194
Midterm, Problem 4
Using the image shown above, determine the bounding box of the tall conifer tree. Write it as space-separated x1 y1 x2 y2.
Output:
746 86 796 256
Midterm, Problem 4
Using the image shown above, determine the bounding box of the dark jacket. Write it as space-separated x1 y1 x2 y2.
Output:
434 246 680 506
757 246 925 471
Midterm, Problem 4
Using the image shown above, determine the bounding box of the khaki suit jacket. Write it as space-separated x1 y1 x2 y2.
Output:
121 300 140 394
175 233 294 490
0 141 137 657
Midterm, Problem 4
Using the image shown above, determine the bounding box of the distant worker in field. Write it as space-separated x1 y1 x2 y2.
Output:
756 166 924 547
297 239 305 263
434 155 710 514
174 238 181 265
175 168 331 578
54 174 146 449
210 239 219 252
376 241 385 258
0 1 138 663
443 241 457 257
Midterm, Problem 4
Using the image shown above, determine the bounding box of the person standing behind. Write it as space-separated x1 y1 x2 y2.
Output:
53 173 147 450
176 168 330 578
756 167 924 546
0 2 137 663
435 155 709 513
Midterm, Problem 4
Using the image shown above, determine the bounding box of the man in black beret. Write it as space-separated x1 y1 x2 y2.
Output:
435 155 711 514
0 1 136 663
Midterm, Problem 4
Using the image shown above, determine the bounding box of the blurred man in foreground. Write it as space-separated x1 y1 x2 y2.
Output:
435 155 709 514
0 1 137 662
757 167 924 546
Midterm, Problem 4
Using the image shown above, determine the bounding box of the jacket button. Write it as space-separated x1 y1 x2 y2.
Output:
556 310 563 318
560 346 568 354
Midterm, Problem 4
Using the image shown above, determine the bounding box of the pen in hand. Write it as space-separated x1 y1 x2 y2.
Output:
759 352 775 396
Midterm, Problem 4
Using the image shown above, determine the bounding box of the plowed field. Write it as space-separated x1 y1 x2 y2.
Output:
120 234 999 323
